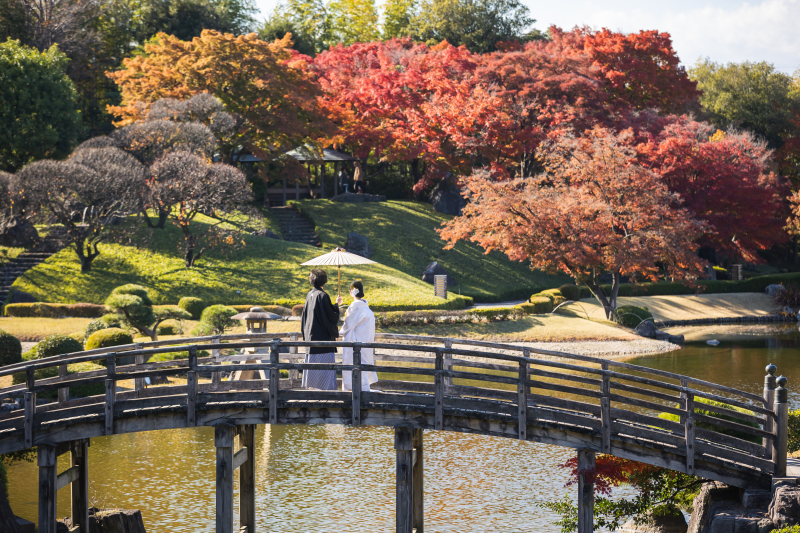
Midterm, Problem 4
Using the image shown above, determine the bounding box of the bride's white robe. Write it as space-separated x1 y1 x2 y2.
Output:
339 299 379 391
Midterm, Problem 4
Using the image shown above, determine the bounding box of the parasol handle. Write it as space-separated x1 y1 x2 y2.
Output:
338 265 341 298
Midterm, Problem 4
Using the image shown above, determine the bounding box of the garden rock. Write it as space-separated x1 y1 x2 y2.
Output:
0 218 39 247
687 482 740 533
344 231 373 258
251 229 281 239
421 261 455 286
618 510 687 532
769 485 800 527
429 179 466 216
635 320 657 339
766 284 786 298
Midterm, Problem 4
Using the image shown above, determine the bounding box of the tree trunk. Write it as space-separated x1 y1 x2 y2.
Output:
582 269 621 321
156 208 169 229
74 239 100 272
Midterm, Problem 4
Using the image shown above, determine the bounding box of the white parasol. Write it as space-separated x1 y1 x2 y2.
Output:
301 247 377 296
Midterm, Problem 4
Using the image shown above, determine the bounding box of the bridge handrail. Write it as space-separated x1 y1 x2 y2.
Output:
0 332 766 404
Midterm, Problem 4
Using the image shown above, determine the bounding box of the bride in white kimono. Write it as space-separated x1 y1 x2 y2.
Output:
339 281 379 391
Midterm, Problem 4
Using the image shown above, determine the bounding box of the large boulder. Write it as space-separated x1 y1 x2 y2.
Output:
687 482 739 533
60 508 147 533
766 284 786 298
635 320 657 339
770 485 800 528
618 509 688 532
344 231 373 258
421 261 455 286
429 179 466 216
0 219 39 247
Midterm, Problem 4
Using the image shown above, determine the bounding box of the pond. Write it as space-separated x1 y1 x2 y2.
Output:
7 325 800 532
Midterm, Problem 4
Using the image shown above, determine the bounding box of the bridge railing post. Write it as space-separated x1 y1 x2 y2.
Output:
58 361 68 404
105 353 116 436
211 337 222 390
288 333 299 381
577 449 595 533
434 350 444 430
685 391 695 476
774 375 789 477
352 343 362 426
133 343 144 394
764 364 777 461
600 362 611 454
518 357 528 441
443 340 453 394
269 342 279 425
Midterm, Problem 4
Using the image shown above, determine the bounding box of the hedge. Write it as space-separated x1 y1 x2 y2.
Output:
32 334 83 359
576 272 800 299
228 305 293 317
4 302 105 318
788 409 800 454
292 304 304 317
84 328 134 351
178 297 206 319
524 297 554 314
531 290 565 307
615 305 653 328
375 306 529 327
558 284 581 301
0 329 22 367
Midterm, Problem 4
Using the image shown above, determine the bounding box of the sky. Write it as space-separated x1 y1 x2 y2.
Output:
252 0 800 74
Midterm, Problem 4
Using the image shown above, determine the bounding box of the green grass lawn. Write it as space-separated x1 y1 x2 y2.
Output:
11 215 470 310
291 200 567 302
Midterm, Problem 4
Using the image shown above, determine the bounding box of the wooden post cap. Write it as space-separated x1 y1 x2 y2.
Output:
766 364 777 389
777 375 788 403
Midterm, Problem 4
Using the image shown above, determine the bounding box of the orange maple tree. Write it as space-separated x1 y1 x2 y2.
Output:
439 127 706 316
107 30 332 158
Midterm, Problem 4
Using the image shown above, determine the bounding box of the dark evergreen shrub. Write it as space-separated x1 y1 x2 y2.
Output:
179 297 206 319
558 284 581 301
0 329 22 367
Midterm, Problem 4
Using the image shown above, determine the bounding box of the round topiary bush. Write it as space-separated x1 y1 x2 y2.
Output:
0 329 22 367
179 297 206 320
84 328 134 351
615 305 654 329
194 305 238 335
84 318 109 339
292 304 304 317
157 320 181 336
558 284 581 302
35 334 83 359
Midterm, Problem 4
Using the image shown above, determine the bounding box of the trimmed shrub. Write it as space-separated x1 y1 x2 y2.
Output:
35 334 83 359
84 328 133 351
179 297 206 319
194 305 238 335
3 302 104 318
292 304 304 317
527 297 554 314
788 409 800 453
157 320 181 335
465 307 515 321
558 284 581 302
615 305 654 328
0 329 22 367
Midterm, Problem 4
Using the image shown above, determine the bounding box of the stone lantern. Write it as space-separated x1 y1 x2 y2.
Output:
229 307 282 381
230 306 281 334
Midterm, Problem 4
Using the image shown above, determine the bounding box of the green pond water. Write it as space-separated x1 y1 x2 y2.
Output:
7 325 800 532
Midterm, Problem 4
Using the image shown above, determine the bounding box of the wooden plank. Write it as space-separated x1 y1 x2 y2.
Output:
187 371 197 427
412 428 424 533
39 443 57 533
692 412 772 439
685 393 695 475
105 379 115 435
611 381 682 405
530 368 601 388
352 344 362 426
611 409 682 433
395 426 413 533
607 393 684 416
518 360 528 441
239 425 256 533
71 439 90 533
694 441 774 472
216 425 235 533
611 421 685 448
526 379 603 399
279 390 351 401
695 427 766 457
601 362 611 454
232 447 248 470
24 391 34 449
57 465 80 491
577 449 594 533
434 350 444 430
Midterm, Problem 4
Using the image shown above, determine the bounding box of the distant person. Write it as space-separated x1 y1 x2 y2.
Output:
353 161 365 194
301 269 342 390
339 281 379 391
338 169 349 194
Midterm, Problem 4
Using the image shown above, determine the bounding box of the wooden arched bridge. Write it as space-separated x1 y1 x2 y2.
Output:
0 332 789 533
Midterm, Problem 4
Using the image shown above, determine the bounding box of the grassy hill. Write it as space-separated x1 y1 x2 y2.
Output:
291 200 567 302
10 215 470 311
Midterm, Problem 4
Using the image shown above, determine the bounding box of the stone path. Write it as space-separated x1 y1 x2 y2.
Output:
270 206 321 247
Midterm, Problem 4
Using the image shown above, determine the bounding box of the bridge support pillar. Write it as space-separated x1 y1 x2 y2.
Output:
239 425 256 533
215 425 235 533
577 449 595 533
71 439 90 533
395 426 423 533
38 443 57 533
